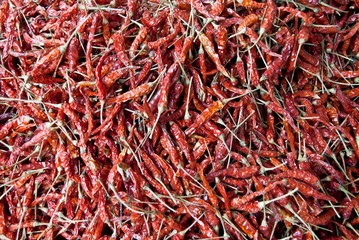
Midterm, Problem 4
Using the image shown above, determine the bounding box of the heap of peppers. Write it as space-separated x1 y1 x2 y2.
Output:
0 0 359 239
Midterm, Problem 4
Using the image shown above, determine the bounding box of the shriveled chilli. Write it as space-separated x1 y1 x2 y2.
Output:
0 0 358 239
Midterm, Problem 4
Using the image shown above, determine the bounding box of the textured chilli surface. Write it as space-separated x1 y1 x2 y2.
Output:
0 0 359 239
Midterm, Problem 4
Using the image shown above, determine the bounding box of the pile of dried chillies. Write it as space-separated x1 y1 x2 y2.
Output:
1 0 359 239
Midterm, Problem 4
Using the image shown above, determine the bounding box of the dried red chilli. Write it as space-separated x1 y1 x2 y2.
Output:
273 169 320 186
207 165 260 181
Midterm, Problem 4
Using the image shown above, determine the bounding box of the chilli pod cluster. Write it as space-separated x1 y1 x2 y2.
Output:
0 0 359 239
